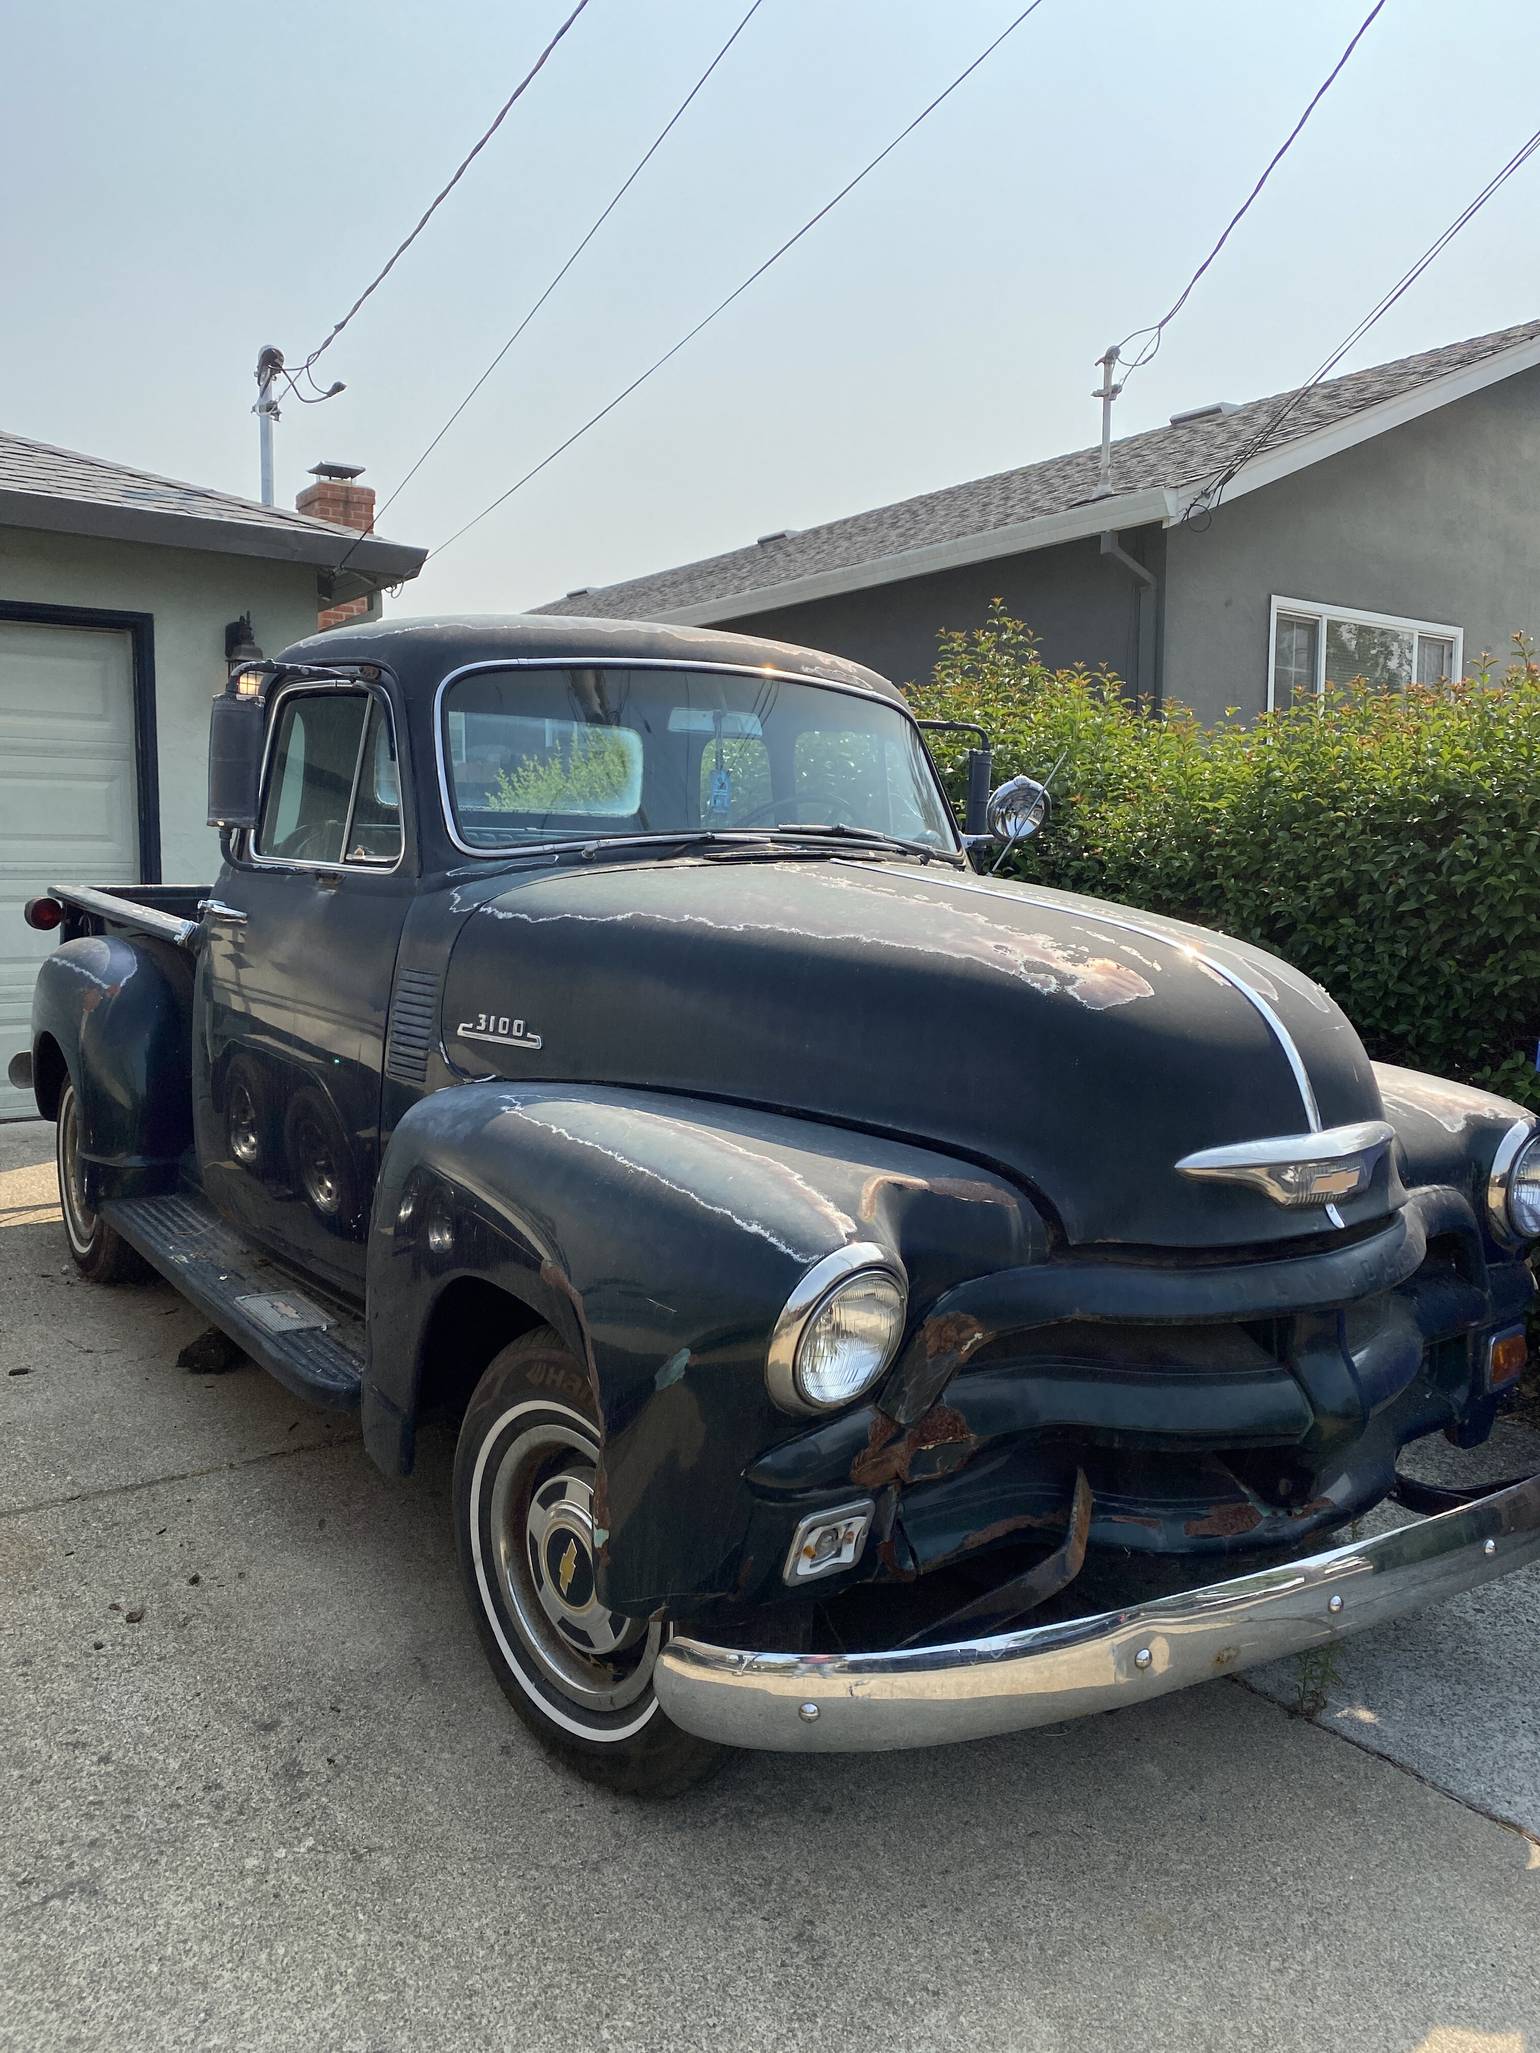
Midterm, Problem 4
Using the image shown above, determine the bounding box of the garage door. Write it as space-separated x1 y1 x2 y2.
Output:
0 620 139 1120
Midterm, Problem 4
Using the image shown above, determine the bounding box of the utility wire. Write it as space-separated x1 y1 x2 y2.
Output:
1118 0 1387 375
429 0 1049 564
1192 120 1540 515
300 0 593 374
336 0 768 579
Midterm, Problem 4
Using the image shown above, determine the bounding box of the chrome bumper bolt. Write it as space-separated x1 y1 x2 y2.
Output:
798 1702 820 1723
1483 1538 1497 1557
1134 1646 1152 1671
1328 1593 1344 1614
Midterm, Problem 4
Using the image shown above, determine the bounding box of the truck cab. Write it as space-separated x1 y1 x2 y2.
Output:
19 615 1540 1795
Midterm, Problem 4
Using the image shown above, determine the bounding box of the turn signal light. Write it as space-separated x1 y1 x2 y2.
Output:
24 896 64 932
1486 1327 1527 1391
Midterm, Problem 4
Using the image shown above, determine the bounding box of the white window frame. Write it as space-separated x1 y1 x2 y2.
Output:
1266 595 1463 710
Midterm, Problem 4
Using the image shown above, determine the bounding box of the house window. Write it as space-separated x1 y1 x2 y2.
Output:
1268 597 1462 708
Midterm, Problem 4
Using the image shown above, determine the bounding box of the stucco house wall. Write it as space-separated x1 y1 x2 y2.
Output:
3 526 321 880
717 527 1164 692
1162 366 1540 723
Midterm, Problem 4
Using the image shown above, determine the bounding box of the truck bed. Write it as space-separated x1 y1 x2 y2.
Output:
52 882 210 946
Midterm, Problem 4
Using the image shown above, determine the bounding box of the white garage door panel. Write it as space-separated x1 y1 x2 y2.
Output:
1 622 139 1119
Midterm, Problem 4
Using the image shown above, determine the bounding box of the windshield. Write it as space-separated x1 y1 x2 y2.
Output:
439 665 958 853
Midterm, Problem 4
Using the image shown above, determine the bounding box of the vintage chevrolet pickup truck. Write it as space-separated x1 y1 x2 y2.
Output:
14 616 1540 1793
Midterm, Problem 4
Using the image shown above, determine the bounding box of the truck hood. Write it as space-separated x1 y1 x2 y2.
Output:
440 856 1386 1250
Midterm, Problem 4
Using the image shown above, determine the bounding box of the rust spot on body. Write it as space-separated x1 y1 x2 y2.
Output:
922 1313 986 1365
851 1403 978 1489
962 1511 1060 1551
1185 1502 1263 1539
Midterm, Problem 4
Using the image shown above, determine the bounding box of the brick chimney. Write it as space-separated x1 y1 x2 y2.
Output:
297 461 377 631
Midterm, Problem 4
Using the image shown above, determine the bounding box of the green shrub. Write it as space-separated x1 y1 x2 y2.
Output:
907 604 1540 1109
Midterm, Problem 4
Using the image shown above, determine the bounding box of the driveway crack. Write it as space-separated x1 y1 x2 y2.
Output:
0 1434 355 1522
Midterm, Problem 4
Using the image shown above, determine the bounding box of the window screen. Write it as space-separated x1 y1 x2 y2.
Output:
1272 600 1461 705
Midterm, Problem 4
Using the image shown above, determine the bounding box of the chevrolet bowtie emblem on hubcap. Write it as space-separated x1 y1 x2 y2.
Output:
1176 1119 1397 1210
557 1537 579 1597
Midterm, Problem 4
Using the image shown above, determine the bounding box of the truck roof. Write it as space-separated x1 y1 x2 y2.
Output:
276 613 904 704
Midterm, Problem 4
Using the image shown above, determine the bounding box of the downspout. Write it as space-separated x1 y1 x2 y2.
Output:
1099 531 1158 709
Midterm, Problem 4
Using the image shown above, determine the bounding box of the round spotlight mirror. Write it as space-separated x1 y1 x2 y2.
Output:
986 775 1050 846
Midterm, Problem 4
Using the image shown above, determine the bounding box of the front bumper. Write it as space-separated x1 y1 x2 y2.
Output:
654 1469 1540 1752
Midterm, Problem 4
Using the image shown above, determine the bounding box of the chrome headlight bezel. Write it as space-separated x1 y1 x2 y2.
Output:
1487 1119 1540 1246
766 1242 908 1416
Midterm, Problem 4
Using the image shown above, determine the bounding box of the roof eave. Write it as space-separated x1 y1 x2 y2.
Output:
1169 330 1540 517
0 488 428 583
614 326 1540 625
645 485 1181 625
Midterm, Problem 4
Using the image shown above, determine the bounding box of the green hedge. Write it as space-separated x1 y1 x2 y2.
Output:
907 603 1540 1110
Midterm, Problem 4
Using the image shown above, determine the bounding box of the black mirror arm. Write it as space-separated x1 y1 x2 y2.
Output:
915 719 994 836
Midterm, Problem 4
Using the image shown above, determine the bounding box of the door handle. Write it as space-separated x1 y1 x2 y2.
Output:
198 899 249 927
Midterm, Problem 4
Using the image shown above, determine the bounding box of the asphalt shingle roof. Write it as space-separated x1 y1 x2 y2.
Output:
540 320 1540 621
0 427 425 580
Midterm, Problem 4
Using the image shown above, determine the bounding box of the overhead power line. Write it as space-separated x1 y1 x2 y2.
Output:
337 0 768 579
1117 0 1387 377
1193 120 1540 514
300 0 593 374
429 0 1050 564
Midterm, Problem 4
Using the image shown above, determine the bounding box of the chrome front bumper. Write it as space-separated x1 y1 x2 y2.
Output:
654 1472 1540 1753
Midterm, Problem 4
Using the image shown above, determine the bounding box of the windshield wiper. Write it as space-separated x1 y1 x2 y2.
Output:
761 824 961 865
573 830 778 860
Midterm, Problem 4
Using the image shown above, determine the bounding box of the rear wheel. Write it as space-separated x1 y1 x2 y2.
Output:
453 1329 726 1796
55 1079 148 1285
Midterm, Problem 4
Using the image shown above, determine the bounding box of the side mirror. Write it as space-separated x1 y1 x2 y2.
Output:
206 666 274 829
986 775 1050 847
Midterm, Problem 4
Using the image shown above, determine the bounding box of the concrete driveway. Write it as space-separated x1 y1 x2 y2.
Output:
2 1119 1537 2053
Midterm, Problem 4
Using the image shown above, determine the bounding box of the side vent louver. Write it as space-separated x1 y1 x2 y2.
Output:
384 968 441 1085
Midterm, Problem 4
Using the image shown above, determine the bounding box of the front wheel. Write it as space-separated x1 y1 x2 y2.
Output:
453 1330 726 1796
55 1079 148 1285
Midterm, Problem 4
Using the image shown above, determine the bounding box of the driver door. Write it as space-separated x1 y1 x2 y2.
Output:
197 680 411 1298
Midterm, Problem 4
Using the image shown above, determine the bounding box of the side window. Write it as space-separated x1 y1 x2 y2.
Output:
345 698 404 864
256 692 369 865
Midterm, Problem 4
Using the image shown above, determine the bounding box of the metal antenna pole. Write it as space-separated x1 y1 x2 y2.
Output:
254 345 285 506
1093 344 1122 498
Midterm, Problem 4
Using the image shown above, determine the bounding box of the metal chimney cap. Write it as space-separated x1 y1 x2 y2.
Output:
308 461 367 481
1168 402 1239 427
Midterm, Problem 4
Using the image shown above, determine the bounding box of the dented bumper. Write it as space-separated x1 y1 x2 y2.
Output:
654 1469 1540 1752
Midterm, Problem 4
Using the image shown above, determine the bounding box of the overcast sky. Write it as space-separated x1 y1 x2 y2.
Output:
5 0 1537 618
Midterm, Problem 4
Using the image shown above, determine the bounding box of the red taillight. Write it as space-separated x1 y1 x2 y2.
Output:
24 896 64 932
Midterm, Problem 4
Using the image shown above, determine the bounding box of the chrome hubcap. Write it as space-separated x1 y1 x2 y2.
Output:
294 1117 340 1214
486 1420 658 1712
229 1084 260 1166
58 1087 95 1254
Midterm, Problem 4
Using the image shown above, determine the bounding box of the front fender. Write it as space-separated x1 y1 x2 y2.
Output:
31 934 194 1203
1373 1061 1534 1235
365 1082 1038 1612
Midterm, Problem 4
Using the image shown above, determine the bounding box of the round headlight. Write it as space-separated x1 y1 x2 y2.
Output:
1489 1121 1540 1244
767 1245 908 1415
1507 1134 1540 1240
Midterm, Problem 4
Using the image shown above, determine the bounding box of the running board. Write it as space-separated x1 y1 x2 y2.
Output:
100 1191 363 1410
